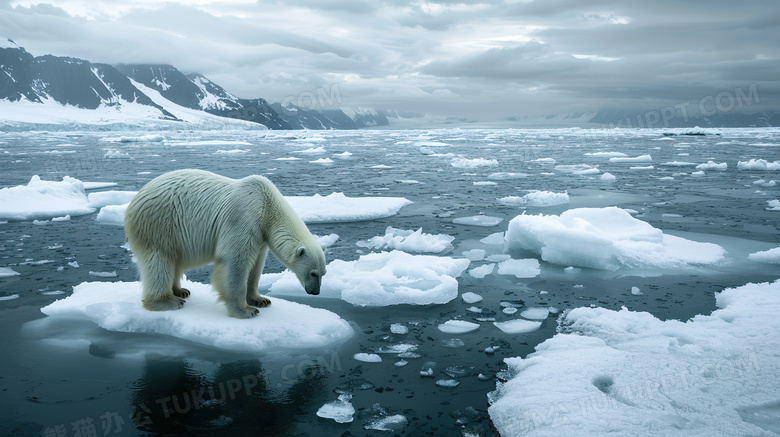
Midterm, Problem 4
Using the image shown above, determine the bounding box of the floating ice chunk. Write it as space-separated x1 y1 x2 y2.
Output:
354 353 382 363
486 254 510 262
274 157 301 161
88 271 117 278
497 259 540 278
488 172 529 180
695 160 727 171
505 207 726 270
503 307 517 315
473 181 497 186
462 249 486 261
0 294 19 301
294 146 326 154
737 159 780 171
82 182 119 190
630 165 654 170
96 204 128 226
469 263 495 279
585 151 627 157
609 154 652 163
555 164 599 175
766 200 780 211
520 307 550 320
480 232 505 245
40 280 353 352
461 292 484 304
390 323 409 334
530 157 556 163
661 161 696 167
87 191 137 208
753 179 776 187
214 149 249 155
748 246 780 264
394 359 408 367
438 320 480 334
600 172 616 182
451 157 499 168
374 343 418 354
360 404 408 432
357 227 454 253
493 319 542 334
436 379 460 387
0 267 20 277
317 394 355 423
51 215 70 222
420 361 436 376
314 233 339 248
309 158 334 164
104 149 132 159
370 164 392 169
0 175 95 221
269 250 470 306
498 191 569 207
631 286 644 295
488 279 780 437
453 216 503 227
285 193 412 223
117 134 164 143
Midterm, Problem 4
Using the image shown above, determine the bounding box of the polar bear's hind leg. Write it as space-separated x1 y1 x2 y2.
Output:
139 252 185 311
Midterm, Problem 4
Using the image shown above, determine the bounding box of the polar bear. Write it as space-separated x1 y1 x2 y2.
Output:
124 169 326 318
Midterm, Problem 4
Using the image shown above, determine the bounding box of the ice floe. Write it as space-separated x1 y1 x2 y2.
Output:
488 279 780 436
505 207 726 270
0 176 95 221
268 250 470 307
40 280 353 352
748 246 780 264
737 159 780 171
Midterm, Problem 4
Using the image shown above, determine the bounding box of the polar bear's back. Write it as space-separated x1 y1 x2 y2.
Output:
125 169 266 267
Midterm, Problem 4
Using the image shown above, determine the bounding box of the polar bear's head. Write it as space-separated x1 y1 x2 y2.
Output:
292 245 327 295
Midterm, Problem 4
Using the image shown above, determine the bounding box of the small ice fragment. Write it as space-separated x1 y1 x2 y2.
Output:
484 346 500 354
390 323 409 334
316 393 355 423
436 379 460 387
0 267 20 277
461 292 483 303
441 338 465 348
520 307 550 320
438 320 480 334
394 360 408 367
466 306 483 313
420 362 436 377
462 249 486 261
503 307 518 315
88 271 117 278
0 294 20 301
480 232 505 245
453 215 503 227
486 254 510 262
494 319 543 333
631 286 644 295
497 259 541 278
469 263 494 278
353 353 382 363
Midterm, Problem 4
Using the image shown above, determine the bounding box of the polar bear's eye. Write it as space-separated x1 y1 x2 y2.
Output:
311 272 319 279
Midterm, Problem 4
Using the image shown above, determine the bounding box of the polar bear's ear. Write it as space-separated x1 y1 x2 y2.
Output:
296 246 307 258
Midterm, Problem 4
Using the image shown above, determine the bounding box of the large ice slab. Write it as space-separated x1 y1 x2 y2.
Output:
268 250 470 306
488 279 780 436
40 280 353 352
0 175 95 221
505 207 726 270
276 192 412 223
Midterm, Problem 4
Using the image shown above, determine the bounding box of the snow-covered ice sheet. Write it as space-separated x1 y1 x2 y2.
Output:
268 250 470 306
357 227 454 253
505 207 726 270
749 246 780 264
40 280 353 352
0 176 95 221
488 279 780 436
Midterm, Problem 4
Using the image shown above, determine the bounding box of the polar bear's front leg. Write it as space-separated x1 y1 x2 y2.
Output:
138 252 185 311
246 246 271 308
212 256 259 319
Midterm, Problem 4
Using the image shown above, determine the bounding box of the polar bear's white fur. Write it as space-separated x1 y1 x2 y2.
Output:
124 169 326 318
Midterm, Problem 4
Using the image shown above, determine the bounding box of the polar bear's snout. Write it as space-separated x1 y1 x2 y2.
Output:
304 271 323 295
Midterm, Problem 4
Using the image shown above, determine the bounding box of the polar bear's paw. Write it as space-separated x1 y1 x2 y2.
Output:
173 286 191 299
143 296 185 311
229 306 260 319
247 293 271 308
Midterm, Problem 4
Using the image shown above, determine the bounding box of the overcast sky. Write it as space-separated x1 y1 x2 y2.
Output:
2 0 779 120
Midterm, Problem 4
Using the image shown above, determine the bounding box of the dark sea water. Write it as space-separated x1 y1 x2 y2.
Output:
0 127 778 436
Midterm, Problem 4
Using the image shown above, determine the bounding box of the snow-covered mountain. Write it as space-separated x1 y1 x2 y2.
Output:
0 40 387 130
